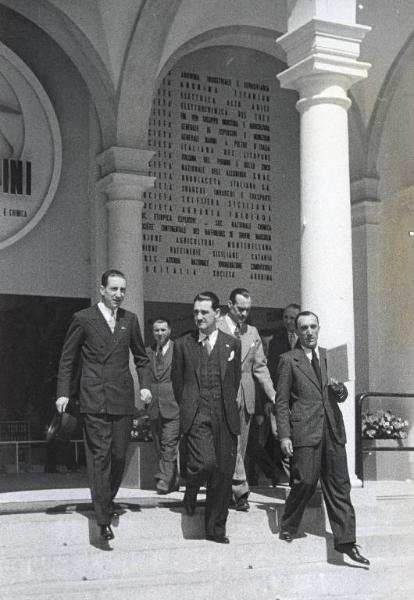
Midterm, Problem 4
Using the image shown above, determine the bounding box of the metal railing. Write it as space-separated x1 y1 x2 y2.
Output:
0 439 84 473
356 392 414 485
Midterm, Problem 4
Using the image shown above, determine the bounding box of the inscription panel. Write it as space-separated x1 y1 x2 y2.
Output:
143 49 295 304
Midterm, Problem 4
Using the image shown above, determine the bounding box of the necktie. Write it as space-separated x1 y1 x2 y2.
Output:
234 324 241 338
289 332 296 350
108 311 116 333
311 349 322 386
156 346 163 364
204 337 212 356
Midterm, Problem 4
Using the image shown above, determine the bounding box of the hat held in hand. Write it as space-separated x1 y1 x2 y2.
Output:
46 411 78 442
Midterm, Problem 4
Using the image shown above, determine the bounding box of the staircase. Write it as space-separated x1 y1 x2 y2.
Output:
0 481 413 600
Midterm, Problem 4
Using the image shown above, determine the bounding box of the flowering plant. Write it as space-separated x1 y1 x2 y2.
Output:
130 410 153 441
362 409 409 440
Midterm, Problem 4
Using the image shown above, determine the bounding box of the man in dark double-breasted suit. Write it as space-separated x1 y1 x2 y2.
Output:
267 303 301 384
146 317 180 494
265 303 302 484
172 291 241 543
56 269 152 541
276 311 369 565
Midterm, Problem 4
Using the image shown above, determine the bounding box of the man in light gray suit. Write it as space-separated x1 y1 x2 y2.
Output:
218 288 276 511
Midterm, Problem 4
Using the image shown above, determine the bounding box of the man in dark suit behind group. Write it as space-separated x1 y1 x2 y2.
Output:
266 303 301 483
56 269 152 541
267 303 301 382
276 310 369 565
146 317 180 494
172 291 241 543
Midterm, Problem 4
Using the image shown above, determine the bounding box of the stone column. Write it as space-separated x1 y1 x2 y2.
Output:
277 20 370 482
96 146 155 327
351 178 381 395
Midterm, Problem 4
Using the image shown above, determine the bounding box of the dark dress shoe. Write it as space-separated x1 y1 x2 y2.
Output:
100 525 114 540
206 535 230 544
235 493 250 512
335 543 370 565
279 530 293 543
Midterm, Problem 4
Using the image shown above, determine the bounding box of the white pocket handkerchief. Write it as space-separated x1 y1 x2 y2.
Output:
228 350 235 362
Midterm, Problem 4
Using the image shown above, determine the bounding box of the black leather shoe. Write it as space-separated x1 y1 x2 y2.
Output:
279 530 293 543
335 543 370 565
100 524 114 540
235 493 250 512
206 535 230 544
183 489 197 516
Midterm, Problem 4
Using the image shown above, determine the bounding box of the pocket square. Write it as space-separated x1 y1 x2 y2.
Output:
227 350 235 362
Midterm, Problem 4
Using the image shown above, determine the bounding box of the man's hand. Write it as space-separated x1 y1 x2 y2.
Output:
140 388 152 404
55 396 69 413
329 377 344 391
263 402 274 418
280 437 293 457
254 415 265 426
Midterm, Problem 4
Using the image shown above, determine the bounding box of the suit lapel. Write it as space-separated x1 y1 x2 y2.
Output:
218 316 249 362
217 330 232 382
154 341 173 378
88 305 113 342
294 349 322 391
148 345 157 373
240 325 252 362
185 332 201 386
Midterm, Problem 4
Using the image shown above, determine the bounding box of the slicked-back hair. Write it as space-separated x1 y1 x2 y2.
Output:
193 291 220 311
295 310 320 328
152 317 171 328
284 303 301 313
229 288 250 304
101 269 126 287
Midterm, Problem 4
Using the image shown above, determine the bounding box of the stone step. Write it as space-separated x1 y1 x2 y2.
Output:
2 490 413 545
0 514 411 587
1 553 412 600
1 482 412 600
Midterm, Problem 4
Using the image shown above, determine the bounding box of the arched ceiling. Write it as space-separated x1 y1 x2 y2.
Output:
2 0 414 173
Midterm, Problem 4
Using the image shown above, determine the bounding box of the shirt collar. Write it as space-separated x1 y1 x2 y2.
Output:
198 328 218 348
157 340 170 355
98 301 117 322
225 314 237 334
303 345 319 361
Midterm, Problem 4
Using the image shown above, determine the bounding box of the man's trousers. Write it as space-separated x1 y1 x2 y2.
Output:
281 423 356 547
83 413 132 525
184 401 237 538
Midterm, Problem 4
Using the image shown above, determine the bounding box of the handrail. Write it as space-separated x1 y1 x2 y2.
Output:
0 439 84 474
355 392 414 485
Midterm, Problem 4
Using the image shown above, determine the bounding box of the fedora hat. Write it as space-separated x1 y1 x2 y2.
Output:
46 411 78 443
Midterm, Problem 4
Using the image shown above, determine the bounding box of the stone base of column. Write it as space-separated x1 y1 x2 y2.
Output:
122 441 158 489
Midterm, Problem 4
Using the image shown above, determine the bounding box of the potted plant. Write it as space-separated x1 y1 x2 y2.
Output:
130 410 153 442
362 409 409 440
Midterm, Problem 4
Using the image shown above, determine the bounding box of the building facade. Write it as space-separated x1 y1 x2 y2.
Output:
0 0 412 479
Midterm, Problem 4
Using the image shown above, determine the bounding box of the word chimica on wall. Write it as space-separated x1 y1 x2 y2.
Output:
143 56 274 300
